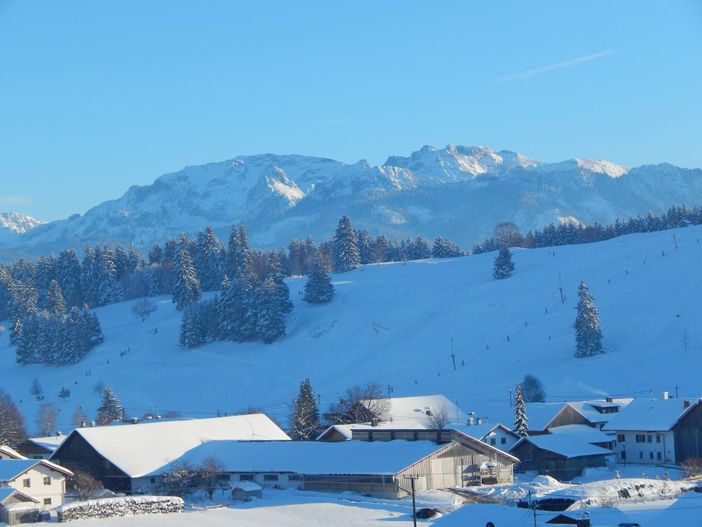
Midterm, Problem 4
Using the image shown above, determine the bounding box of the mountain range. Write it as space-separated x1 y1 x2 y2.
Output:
2 145 702 256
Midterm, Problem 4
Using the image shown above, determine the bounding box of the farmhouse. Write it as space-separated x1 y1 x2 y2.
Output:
603 397 701 464
0 459 73 510
16 435 66 460
544 398 632 431
150 439 516 498
510 434 614 481
51 414 290 493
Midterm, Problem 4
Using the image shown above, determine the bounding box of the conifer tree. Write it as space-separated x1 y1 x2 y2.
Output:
96 387 124 425
289 379 322 440
267 252 293 313
513 384 528 437
575 281 604 358
227 225 252 278
172 243 201 310
56 249 83 307
0 389 27 446
492 246 515 279
195 226 225 291
46 280 67 314
332 216 360 272
303 258 334 304
255 276 286 343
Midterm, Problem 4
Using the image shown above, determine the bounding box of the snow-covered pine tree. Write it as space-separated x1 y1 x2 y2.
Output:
227 226 252 278
128 243 140 273
289 379 322 440
0 389 27 446
46 280 67 314
172 242 202 310
81 246 99 306
96 245 122 306
332 216 360 272
195 226 225 291
513 384 528 437
112 245 130 279
267 252 293 314
180 303 206 349
255 275 286 343
96 387 124 425
575 281 604 358
492 246 515 279
303 257 334 304
56 249 83 307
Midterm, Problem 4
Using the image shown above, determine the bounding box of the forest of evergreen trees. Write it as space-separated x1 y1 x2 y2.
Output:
1 204 698 361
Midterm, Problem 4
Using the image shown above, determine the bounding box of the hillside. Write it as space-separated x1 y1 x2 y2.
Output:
4 145 702 257
1 225 701 433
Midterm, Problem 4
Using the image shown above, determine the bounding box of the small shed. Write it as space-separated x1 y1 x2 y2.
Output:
231 481 262 501
0 488 40 525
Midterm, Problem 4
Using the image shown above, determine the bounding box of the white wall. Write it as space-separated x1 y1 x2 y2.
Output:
7 463 67 510
612 431 675 464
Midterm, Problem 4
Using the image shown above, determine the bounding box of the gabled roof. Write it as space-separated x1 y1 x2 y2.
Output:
511 435 614 459
450 430 520 464
26 435 67 452
458 422 519 441
0 444 26 460
0 488 39 505
53 414 291 478
524 403 568 432
151 440 455 476
0 459 73 482
603 398 700 432
547 425 614 445
317 394 466 440
546 399 633 429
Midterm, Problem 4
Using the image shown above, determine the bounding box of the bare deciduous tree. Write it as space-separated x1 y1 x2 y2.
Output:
196 456 227 500
70 469 104 501
36 402 59 436
521 374 546 403
428 404 450 429
681 457 702 478
328 383 390 424
132 297 157 322
161 461 197 497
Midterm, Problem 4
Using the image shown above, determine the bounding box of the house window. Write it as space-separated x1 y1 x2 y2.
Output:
657 452 662 461
263 474 279 482
150 478 156 484
639 452 644 460
635 434 646 443
44 498 52 505
621 451 626 460
23 478 31 488
288 474 302 481
617 434 625 443
239 474 254 481
43 476 51 485
490 438 496 446
656 435 661 443
501 437 507 445
649 452 654 460
647 435 653 443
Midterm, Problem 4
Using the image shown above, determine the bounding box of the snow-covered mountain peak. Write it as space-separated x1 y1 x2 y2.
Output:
0 211 43 234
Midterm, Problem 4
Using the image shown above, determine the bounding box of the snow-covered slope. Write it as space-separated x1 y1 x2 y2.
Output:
6 146 702 256
1 225 701 432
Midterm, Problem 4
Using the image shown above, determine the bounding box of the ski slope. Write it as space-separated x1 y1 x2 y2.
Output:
2 225 702 433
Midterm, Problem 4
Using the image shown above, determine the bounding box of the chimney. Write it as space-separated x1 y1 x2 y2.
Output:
605 396 613 403
467 416 475 426
662 391 669 400
684 399 691 409
371 417 379 427
476 417 482 425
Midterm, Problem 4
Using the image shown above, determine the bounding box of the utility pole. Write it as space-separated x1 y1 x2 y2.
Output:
450 338 456 371
404 475 418 527
673 233 679 249
528 490 537 527
558 273 565 304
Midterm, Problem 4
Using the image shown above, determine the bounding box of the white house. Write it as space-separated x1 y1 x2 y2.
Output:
0 459 73 510
0 446 25 461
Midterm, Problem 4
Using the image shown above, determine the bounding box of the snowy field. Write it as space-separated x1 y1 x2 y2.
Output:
2 225 702 430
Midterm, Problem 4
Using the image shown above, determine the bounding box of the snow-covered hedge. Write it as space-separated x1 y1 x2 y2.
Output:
57 495 184 522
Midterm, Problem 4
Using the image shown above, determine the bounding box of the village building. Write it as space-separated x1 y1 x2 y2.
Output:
0 488 40 525
16 435 66 460
0 459 73 511
603 397 701 465
543 398 632 431
509 434 614 481
50 414 290 494
149 439 517 498
0 446 25 461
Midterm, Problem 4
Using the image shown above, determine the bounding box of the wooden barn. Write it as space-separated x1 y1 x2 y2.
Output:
50 414 290 493
150 439 519 498
510 435 614 481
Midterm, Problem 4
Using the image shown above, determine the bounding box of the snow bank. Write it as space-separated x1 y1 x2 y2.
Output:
57 495 184 521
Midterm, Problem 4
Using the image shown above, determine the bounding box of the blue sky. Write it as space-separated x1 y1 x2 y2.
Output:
1 0 701 221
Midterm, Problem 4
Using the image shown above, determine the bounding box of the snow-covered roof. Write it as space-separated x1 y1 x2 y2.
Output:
555 399 633 426
55 414 290 478
525 403 567 431
457 423 518 441
547 425 613 444
152 440 454 477
233 481 262 492
512 435 614 459
0 487 39 505
317 394 467 440
603 398 699 432
0 444 26 460
28 434 67 452
0 459 72 481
